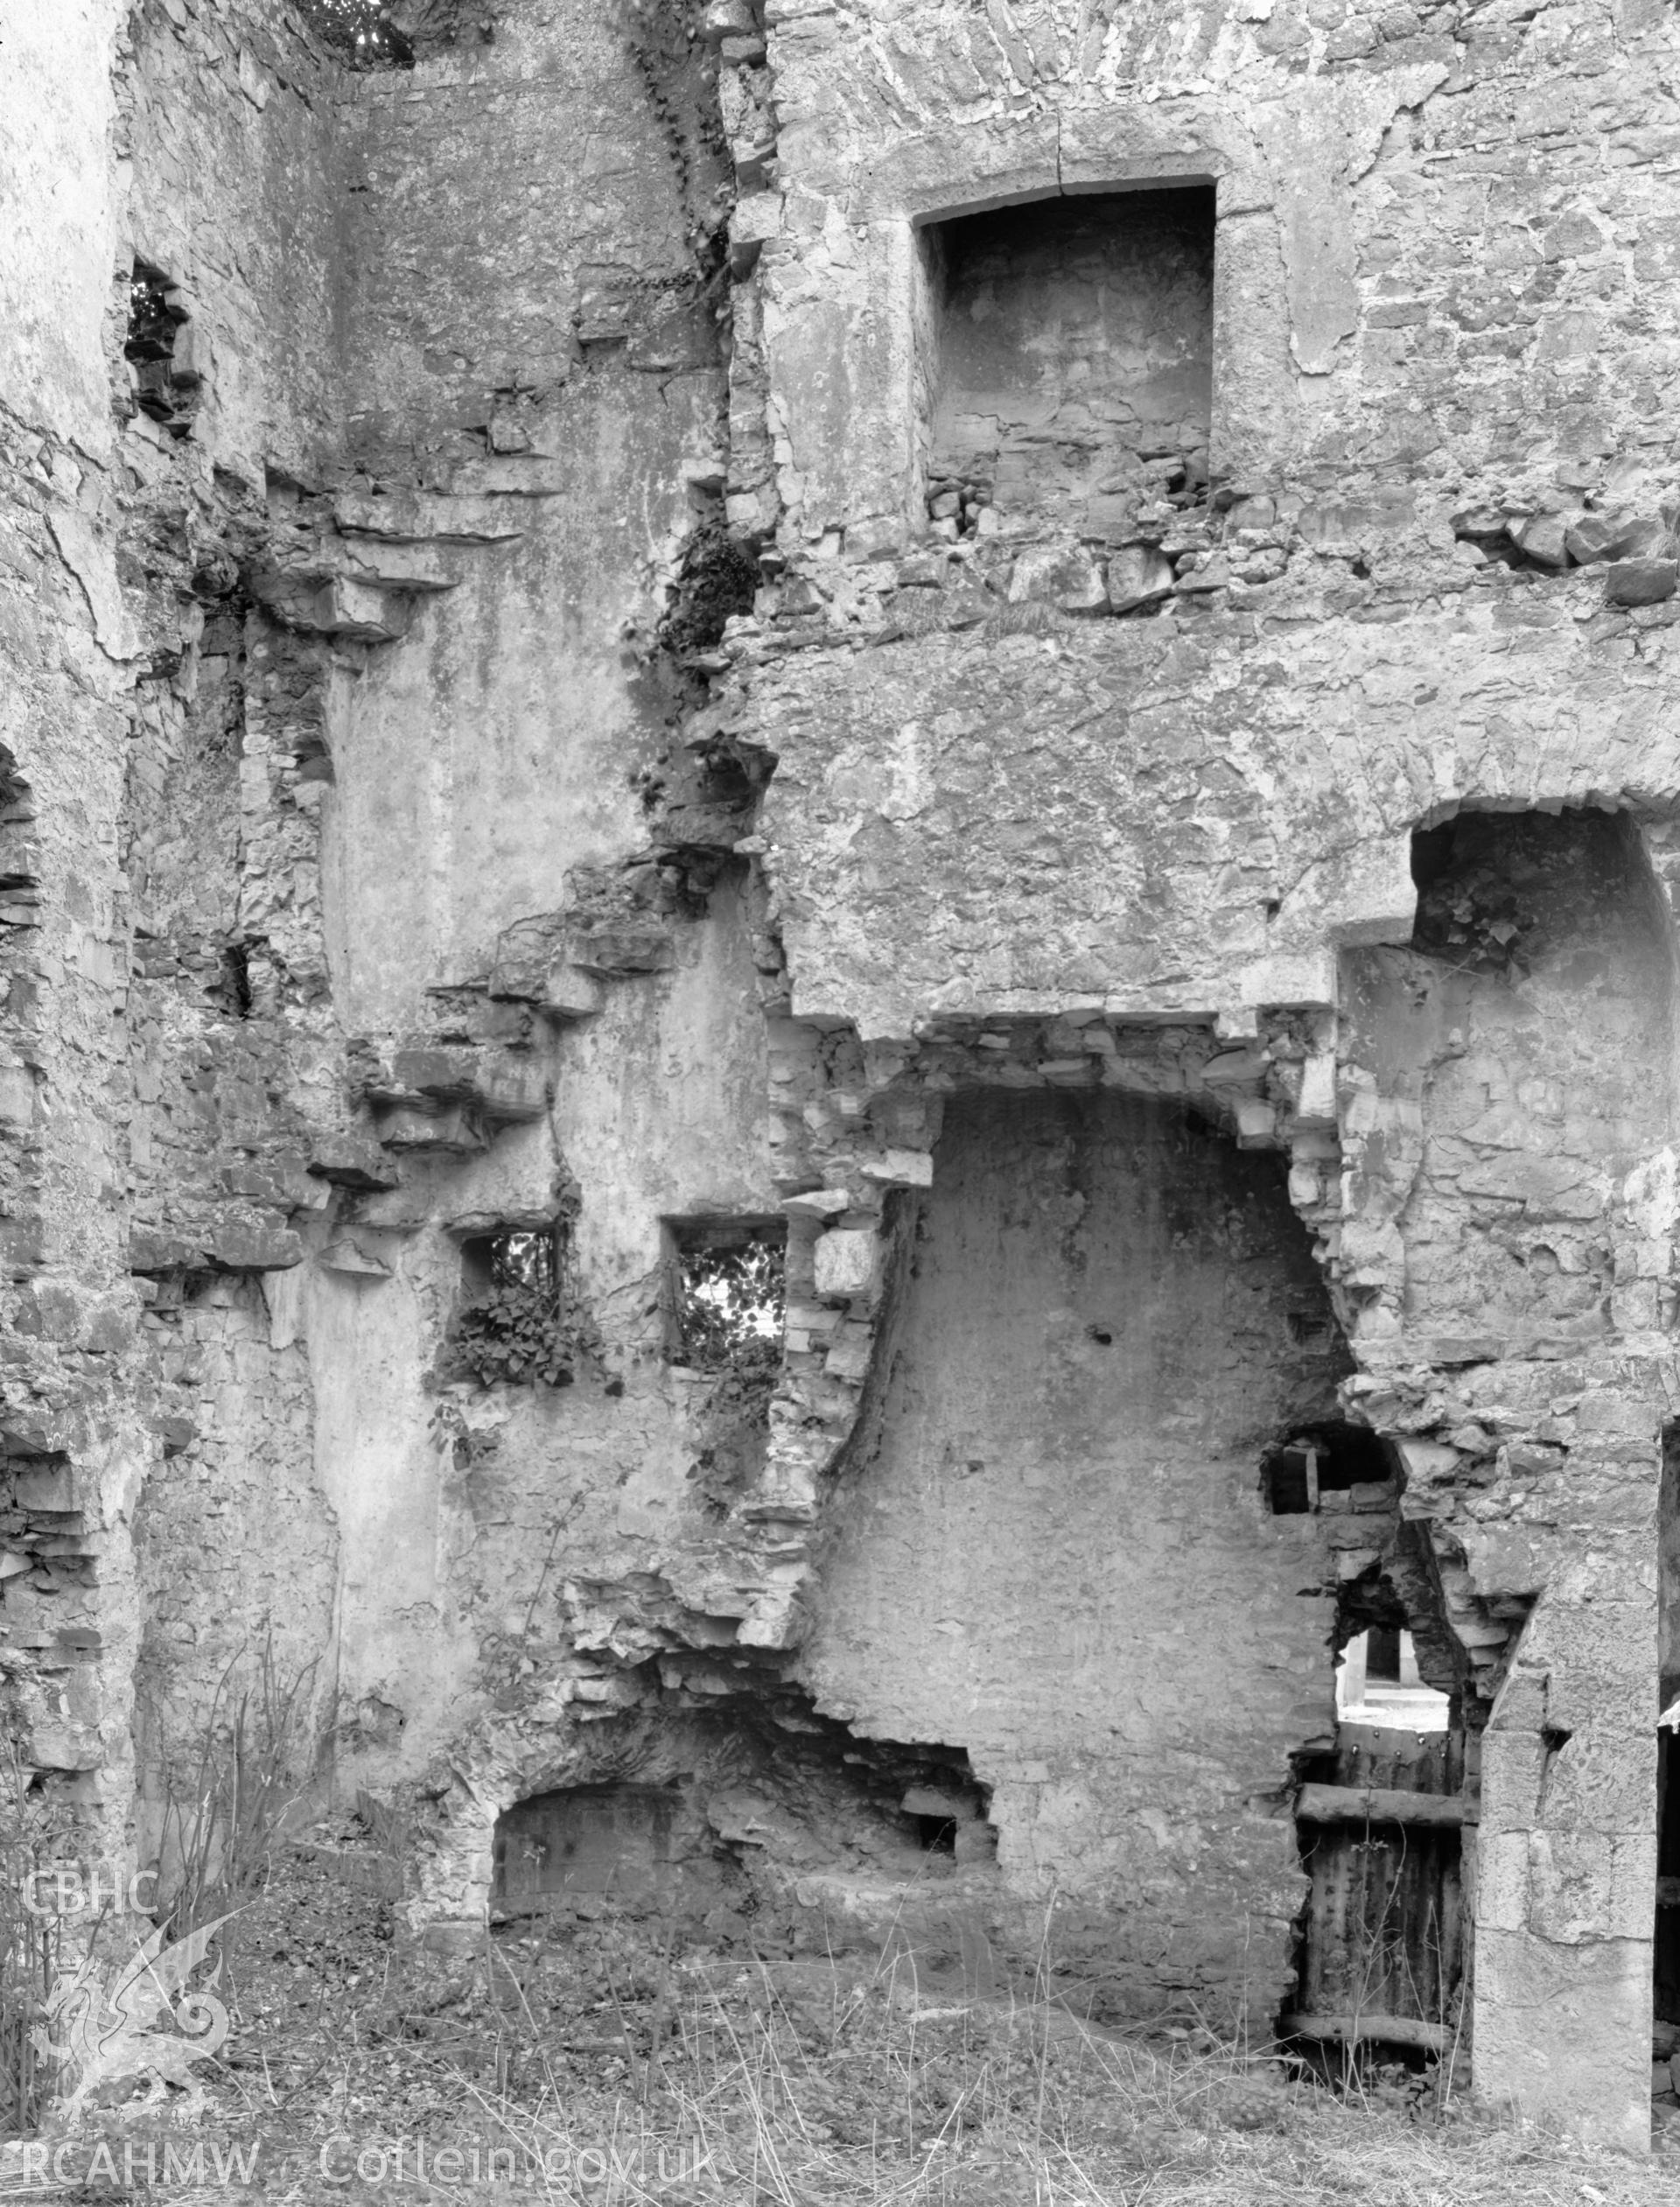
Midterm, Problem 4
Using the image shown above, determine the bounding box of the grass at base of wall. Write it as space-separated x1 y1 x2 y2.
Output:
11 1829 1678 2204
427 1970 1680 2207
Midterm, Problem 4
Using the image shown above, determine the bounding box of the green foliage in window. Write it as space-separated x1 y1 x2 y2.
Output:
673 1233 784 1377
445 1230 594 1390
451 1281 583 1390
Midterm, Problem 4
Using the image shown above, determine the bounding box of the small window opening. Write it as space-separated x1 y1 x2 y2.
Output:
1264 1421 1393 1516
450 1228 579 1389
125 263 198 435
1266 1446 1315 1516
293 0 416 67
216 942 253 1019
669 1222 785 1376
920 186 1215 540
898 1773 991 1864
126 266 181 365
466 1229 556 1300
1335 1629 1452 1733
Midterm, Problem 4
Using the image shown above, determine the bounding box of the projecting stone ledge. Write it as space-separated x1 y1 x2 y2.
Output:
250 569 418 644
487 913 604 1015
306 1136 400 1193
129 1209 304 1273
352 1040 550 1155
319 1238 392 1279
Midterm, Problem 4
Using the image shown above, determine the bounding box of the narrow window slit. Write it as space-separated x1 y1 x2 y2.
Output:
125 261 199 435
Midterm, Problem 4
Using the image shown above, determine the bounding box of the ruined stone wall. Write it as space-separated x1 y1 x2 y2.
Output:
113 0 354 1800
739 0 1680 1041
4 0 363 1860
279 6 787 1806
130 1278 333 1862
715 0 1680 2152
1341 810 1676 1357
309 879 781 1790
9 0 1680 2155
326 0 730 1013
0 0 148 1848
4 0 802 1900
754 0 1680 530
1336 807 1676 2126
122 0 346 478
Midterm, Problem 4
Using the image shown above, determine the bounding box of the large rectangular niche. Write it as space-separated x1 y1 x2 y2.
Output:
922 187 1215 535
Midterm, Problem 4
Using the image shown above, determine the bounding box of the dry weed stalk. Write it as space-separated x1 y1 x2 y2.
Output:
0 1749 63 2137
150 1624 325 1954
422 1919 1666 2207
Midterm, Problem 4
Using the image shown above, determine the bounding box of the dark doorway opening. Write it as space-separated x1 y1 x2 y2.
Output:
1263 1421 1394 1516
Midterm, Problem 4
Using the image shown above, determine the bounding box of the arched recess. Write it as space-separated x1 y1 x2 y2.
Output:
795 1083 1359 2030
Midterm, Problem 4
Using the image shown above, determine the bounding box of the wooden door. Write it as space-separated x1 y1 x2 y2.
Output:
1284 1723 1466 2054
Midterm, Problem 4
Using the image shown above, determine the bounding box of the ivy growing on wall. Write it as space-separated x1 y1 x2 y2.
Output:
447 1230 591 1390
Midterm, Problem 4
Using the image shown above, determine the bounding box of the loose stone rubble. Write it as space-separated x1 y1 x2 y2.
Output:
4 0 1680 2154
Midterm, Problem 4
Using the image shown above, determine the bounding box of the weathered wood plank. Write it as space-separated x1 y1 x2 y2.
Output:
1296 1783 1471 1829
1279 2012 1452 2051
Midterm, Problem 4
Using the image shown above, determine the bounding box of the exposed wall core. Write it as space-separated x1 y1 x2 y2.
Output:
801 1087 1351 2025
1343 809 1676 1351
923 188 1214 536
